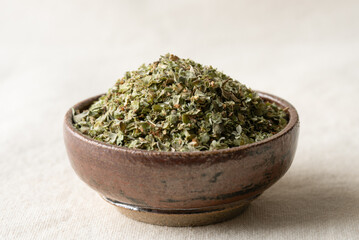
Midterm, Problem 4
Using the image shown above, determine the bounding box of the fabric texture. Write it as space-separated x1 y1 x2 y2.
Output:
1 0 358 239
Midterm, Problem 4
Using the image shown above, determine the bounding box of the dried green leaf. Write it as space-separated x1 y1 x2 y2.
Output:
72 53 288 152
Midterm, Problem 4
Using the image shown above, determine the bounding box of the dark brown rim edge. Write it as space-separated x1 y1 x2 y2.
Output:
64 91 299 158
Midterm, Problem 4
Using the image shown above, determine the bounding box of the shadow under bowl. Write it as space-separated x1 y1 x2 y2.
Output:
63 91 299 227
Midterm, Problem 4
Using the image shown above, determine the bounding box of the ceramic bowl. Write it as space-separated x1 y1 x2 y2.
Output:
63 91 299 227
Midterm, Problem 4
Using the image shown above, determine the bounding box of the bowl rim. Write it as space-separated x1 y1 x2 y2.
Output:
64 91 299 157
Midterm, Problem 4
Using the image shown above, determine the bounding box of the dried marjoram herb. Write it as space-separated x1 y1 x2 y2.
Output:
73 54 288 151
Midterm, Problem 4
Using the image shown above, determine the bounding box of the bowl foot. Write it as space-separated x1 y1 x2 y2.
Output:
102 196 250 227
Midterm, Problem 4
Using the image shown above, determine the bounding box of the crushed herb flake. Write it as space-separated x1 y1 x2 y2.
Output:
73 54 288 152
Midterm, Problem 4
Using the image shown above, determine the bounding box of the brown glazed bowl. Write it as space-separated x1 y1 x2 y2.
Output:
64 91 299 227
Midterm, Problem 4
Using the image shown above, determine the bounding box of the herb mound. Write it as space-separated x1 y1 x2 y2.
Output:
73 54 288 151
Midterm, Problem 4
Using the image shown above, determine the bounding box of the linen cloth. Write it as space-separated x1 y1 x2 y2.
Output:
1 0 358 239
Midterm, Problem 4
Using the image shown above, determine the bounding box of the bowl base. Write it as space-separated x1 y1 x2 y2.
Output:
102 196 250 227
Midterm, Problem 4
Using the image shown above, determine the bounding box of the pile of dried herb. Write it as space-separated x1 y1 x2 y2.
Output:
73 54 288 151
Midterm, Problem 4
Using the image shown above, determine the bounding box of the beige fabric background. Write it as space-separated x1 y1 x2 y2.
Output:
1 0 358 239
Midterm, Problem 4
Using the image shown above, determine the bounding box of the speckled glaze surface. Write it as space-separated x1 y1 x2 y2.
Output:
63 91 299 226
